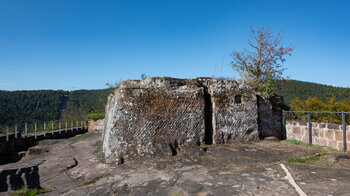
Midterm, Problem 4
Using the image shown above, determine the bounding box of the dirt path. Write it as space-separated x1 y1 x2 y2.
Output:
0 132 349 195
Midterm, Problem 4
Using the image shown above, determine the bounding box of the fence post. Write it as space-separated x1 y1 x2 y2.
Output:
51 120 54 135
6 126 9 142
44 121 46 137
59 121 61 134
35 122 37 139
342 111 347 152
81 120 83 130
71 120 73 132
76 121 78 131
84 120 87 130
308 111 312 145
25 123 27 137
15 124 17 139
65 121 67 133
282 110 286 139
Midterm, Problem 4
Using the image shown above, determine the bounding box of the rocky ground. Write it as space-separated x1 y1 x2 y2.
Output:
1 131 350 196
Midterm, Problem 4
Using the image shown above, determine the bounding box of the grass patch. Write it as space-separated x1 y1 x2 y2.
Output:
223 162 231 167
285 140 304 145
284 140 337 152
11 187 53 196
79 175 107 187
287 153 327 164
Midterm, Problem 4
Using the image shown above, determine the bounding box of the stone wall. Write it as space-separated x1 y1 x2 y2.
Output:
102 77 283 163
258 96 284 139
207 79 258 143
102 78 206 163
286 121 350 151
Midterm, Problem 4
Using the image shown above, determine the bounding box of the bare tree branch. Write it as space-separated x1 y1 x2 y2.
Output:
231 27 295 98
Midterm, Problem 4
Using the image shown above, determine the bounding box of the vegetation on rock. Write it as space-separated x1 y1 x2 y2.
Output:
231 27 294 98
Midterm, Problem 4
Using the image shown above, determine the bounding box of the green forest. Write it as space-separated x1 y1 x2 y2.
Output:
0 90 67 126
275 80 350 105
62 89 111 120
0 88 111 127
1 79 350 128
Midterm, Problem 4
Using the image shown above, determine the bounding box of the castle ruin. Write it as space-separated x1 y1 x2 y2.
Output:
102 77 283 163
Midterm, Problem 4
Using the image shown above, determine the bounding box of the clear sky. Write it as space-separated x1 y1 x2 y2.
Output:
0 0 349 90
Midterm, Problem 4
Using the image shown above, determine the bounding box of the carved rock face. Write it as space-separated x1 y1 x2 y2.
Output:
208 79 259 144
102 77 264 163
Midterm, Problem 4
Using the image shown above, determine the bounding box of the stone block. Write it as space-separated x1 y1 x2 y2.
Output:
318 123 327 129
335 130 344 141
257 95 283 139
208 79 258 143
299 121 307 126
292 127 300 135
312 128 319 137
102 77 265 163
102 77 206 163
318 129 325 138
337 141 344 150
325 130 335 140
318 138 327 146
327 123 340 130
327 140 337 149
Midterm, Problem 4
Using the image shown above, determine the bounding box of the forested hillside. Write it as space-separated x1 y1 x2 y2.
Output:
63 89 111 120
276 80 350 105
0 89 111 126
1 79 350 126
0 90 67 125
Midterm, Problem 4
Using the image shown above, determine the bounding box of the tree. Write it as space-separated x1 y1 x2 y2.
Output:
231 27 294 98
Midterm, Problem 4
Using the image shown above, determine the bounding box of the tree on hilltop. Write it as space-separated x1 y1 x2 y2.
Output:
231 27 294 98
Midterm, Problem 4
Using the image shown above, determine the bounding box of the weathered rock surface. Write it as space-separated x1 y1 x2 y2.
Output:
103 77 264 163
2 131 350 195
88 119 104 132
103 77 206 163
207 79 258 143
258 95 285 139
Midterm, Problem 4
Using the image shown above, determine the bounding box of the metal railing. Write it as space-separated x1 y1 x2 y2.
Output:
283 110 348 152
1 120 87 142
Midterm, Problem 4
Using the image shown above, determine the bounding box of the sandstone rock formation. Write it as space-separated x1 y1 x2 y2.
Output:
102 77 282 163
88 119 104 132
258 96 284 139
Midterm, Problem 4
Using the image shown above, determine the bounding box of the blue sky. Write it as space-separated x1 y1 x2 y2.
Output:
0 0 349 90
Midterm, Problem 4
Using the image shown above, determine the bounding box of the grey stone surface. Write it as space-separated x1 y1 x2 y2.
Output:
207 79 258 143
103 77 206 163
102 77 283 163
1 131 350 195
258 95 284 139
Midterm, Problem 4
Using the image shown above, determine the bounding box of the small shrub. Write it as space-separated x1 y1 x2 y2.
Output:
85 112 105 121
